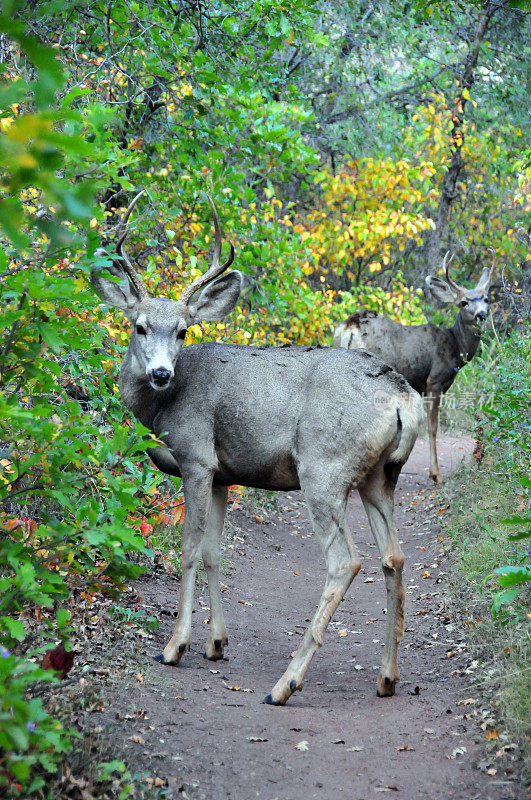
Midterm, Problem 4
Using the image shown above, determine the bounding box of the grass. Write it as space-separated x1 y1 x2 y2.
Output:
437 326 530 782
442 456 530 777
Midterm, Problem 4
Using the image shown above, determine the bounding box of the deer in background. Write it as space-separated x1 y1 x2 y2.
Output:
333 252 495 483
91 192 422 705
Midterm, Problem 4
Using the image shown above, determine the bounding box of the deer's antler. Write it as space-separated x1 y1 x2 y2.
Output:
180 195 235 306
475 248 496 291
115 190 149 301
441 251 462 292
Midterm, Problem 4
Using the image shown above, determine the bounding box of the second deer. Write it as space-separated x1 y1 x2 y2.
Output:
333 253 495 483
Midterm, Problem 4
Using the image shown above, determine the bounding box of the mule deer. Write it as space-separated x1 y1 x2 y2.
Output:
91 192 422 705
333 253 495 483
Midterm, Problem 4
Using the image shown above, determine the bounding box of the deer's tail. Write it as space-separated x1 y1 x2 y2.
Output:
388 390 422 465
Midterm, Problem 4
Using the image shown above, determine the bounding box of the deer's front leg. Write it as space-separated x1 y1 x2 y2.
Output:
426 385 443 483
202 484 229 660
156 470 213 666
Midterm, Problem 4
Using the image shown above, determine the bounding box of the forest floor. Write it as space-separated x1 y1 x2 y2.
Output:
98 435 522 800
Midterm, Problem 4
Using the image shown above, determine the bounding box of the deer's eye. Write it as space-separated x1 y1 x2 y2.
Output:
176 328 187 340
460 300 468 307
136 324 147 336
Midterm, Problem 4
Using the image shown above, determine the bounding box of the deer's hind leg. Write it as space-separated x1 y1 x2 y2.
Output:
358 461 405 697
264 478 361 706
202 484 229 660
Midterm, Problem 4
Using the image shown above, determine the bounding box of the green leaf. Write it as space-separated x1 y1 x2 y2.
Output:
494 566 531 588
1 616 26 641
56 608 71 629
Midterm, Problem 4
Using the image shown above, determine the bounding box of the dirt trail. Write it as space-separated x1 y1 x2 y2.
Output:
104 435 518 800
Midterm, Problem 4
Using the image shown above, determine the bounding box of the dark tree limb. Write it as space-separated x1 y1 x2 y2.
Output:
424 0 511 277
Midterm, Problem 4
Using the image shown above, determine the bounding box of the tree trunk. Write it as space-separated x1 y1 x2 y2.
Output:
425 1 508 278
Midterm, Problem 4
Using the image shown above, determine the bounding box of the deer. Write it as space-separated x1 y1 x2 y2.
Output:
90 191 422 706
333 252 495 484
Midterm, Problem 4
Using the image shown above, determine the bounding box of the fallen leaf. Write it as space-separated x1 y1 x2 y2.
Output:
422 570 431 579
248 736 268 743
42 645 74 679
293 571 300 575
485 728 499 740
136 672 143 682
446 650 456 658
238 600 253 606
295 740 309 751
338 629 348 637
461 698 477 705
486 768 497 775
448 746 467 759
364 577 374 583
495 743 516 758
396 745 415 752
128 735 145 744
332 739 345 744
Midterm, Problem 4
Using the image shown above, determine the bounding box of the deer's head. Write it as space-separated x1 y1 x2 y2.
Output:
91 192 242 391
425 251 495 325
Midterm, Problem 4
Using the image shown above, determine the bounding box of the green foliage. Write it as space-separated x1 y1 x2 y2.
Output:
443 328 529 759
0 0 529 792
0 648 74 792
0 9 163 793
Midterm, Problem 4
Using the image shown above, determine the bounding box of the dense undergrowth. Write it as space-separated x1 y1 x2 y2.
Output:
442 326 530 777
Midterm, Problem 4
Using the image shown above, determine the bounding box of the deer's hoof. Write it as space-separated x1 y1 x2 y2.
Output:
262 693 285 706
205 635 228 660
154 653 174 666
376 673 397 697
430 472 443 484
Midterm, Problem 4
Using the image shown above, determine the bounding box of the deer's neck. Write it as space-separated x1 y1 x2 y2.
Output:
118 348 161 429
449 313 482 365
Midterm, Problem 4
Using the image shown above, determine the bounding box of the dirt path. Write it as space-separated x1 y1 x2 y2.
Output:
103 435 518 800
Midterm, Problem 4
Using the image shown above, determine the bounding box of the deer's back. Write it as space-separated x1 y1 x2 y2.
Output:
152 342 418 490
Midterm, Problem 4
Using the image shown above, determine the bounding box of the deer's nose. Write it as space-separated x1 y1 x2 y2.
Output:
475 310 487 321
152 367 172 386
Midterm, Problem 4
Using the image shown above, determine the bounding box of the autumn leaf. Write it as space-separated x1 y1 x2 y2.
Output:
295 740 309 751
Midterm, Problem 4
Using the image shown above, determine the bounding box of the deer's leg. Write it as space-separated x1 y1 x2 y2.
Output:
264 486 361 706
157 471 213 666
426 387 443 483
359 466 405 697
202 484 229 660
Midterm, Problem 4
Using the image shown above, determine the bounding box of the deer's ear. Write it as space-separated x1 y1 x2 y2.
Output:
90 250 141 321
425 275 459 304
188 271 242 323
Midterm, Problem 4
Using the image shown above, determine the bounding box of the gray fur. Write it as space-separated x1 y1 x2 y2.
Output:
333 261 494 482
90 203 423 705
